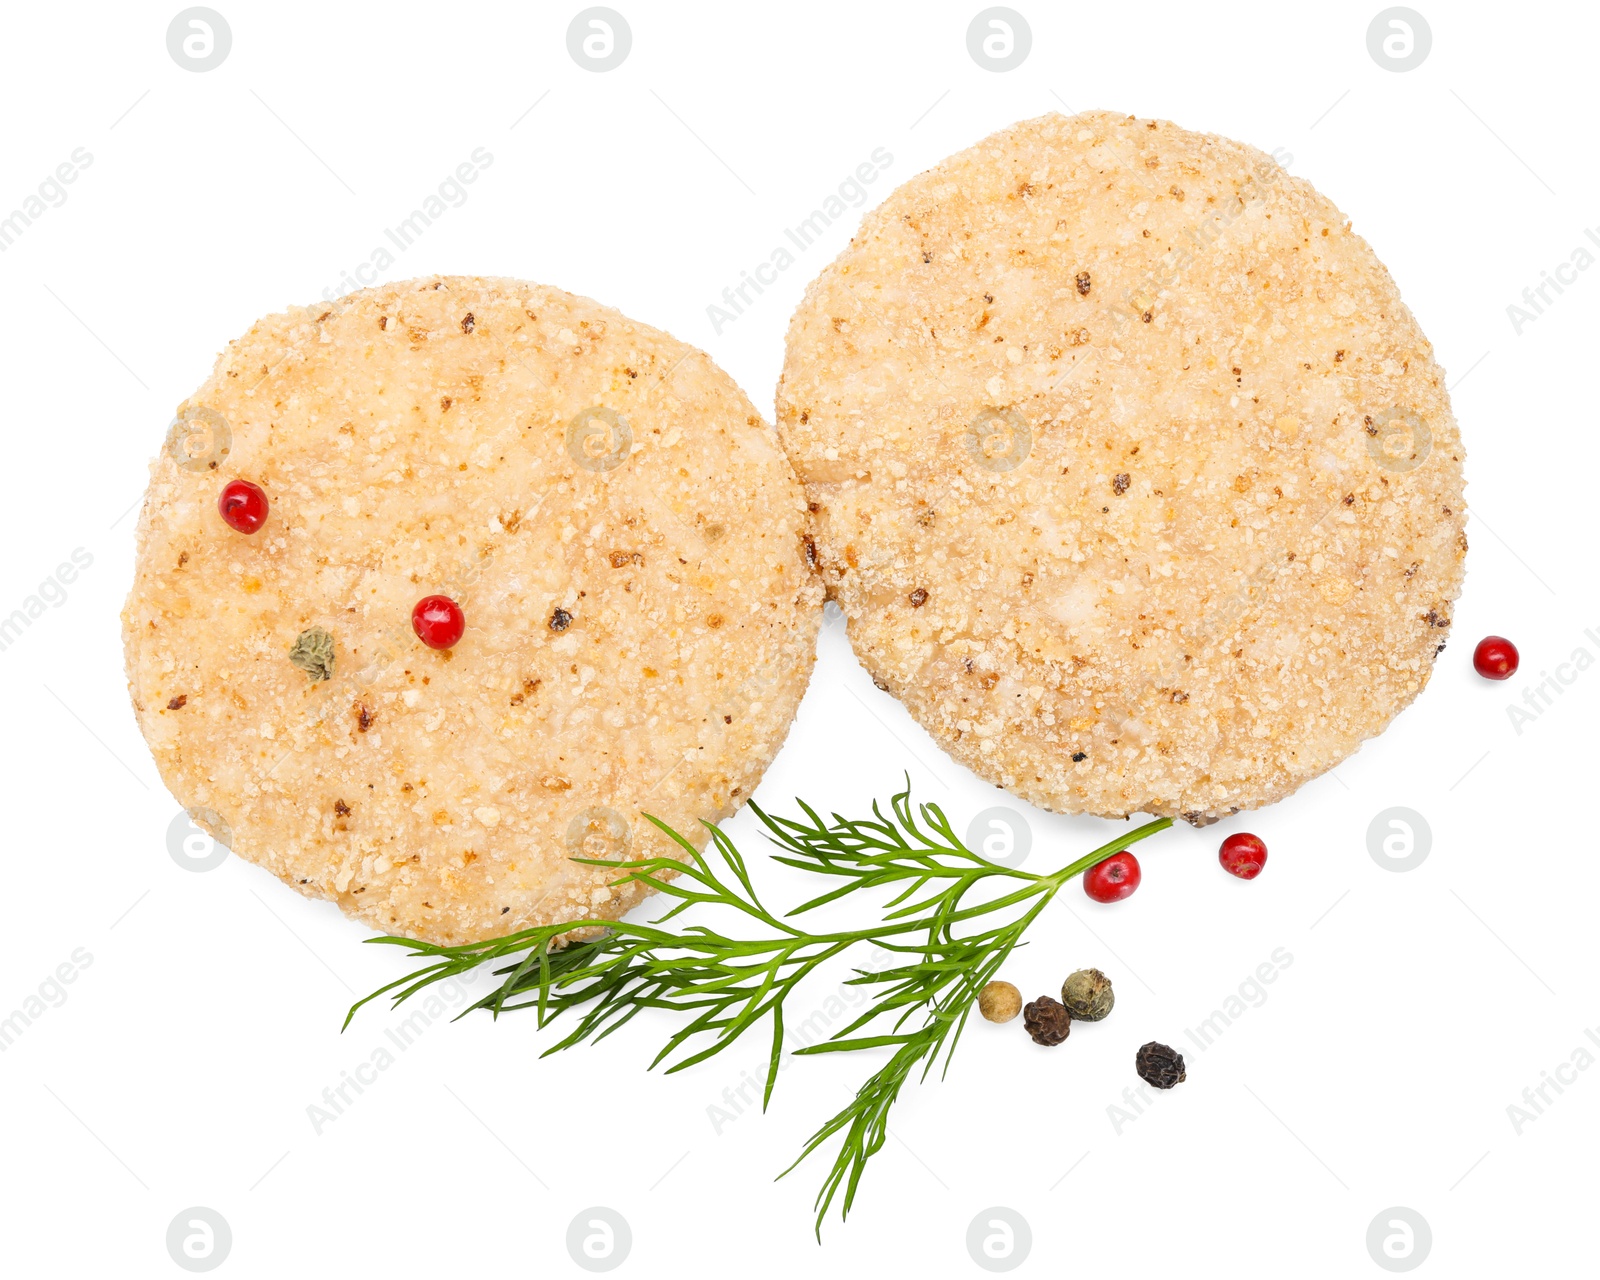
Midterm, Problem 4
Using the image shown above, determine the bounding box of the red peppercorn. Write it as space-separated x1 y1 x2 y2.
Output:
412 595 465 650
1084 850 1141 903
1473 635 1519 680
1218 832 1267 880
218 479 269 534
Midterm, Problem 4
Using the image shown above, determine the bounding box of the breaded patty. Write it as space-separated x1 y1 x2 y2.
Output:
125 276 822 943
777 112 1465 822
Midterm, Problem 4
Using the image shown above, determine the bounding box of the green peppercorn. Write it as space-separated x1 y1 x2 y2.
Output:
978 980 1022 1023
1061 968 1114 1021
288 626 336 682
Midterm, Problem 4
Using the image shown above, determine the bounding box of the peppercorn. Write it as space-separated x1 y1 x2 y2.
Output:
1022 995 1071 1046
978 980 1022 1023
1061 968 1114 1021
1135 1041 1186 1089
288 626 336 682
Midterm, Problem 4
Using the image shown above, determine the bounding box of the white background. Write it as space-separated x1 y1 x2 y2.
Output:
2 1 1595 1275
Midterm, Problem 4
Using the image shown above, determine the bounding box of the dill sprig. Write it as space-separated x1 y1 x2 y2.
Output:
346 782 1170 1236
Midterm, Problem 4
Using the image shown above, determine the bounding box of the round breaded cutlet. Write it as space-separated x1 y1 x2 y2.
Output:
125 276 822 944
777 112 1466 822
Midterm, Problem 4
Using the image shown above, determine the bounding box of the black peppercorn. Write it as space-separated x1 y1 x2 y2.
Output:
1022 996 1071 1046
1135 1041 1186 1089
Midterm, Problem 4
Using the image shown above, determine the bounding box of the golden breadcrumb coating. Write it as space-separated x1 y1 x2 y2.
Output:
126 276 822 943
778 112 1465 822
